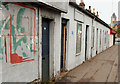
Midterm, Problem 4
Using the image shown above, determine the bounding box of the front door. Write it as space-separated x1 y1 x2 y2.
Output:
42 18 50 81
61 19 67 72
85 25 89 60
96 29 98 54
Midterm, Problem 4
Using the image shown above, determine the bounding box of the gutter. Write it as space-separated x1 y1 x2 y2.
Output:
35 1 68 13
1 0 67 13
69 2 111 29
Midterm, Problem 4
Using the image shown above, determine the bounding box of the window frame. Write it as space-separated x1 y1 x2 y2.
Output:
91 26 95 48
76 22 82 55
100 29 102 47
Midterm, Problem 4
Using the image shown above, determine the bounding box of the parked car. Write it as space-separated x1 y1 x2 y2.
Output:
115 38 120 42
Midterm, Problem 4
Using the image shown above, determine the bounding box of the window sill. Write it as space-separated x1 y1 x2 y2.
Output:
76 53 81 56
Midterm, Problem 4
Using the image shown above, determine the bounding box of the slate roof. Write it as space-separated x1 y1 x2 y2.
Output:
112 13 116 17
69 2 111 29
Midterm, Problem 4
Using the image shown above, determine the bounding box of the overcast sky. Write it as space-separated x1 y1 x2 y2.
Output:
76 0 120 24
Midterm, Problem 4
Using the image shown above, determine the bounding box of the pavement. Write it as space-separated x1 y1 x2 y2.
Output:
58 45 119 82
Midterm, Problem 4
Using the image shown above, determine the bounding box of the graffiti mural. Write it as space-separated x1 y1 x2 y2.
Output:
0 2 38 64
0 1 3 61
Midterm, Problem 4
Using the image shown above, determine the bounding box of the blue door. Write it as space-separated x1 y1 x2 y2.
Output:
85 25 88 60
42 18 49 81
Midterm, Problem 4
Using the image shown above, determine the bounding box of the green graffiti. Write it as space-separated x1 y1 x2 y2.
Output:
0 5 38 60
9 8 27 52
0 14 8 55
22 52 27 57
0 16 13 54
21 48 23 50
4 19 10 30
17 8 25 32
4 15 14 30
0 1 2 8
13 35 27 52
0 21 2 34
26 45 28 48
5 4 9 10
0 37 3 54
0 57 3 60
21 27 25 33
30 44 37 53
0 16 8 32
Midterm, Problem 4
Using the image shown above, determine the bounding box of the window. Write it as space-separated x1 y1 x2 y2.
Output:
76 23 82 54
112 18 115 21
105 31 107 44
91 26 95 48
107 31 108 44
100 30 102 47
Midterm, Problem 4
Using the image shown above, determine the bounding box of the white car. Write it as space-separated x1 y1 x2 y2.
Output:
115 38 120 43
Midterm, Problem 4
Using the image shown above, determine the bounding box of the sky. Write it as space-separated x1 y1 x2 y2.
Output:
76 0 120 24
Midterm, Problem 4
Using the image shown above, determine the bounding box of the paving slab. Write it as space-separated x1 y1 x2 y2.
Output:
59 45 119 82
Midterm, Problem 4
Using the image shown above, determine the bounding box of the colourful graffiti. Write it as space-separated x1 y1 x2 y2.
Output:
0 3 38 64
0 1 3 60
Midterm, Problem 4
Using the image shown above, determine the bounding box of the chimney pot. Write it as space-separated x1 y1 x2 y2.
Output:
79 0 85 9
89 6 91 12
93 8 95 14
96 11 99 17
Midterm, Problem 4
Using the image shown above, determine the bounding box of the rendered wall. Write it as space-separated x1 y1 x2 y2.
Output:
38 0 69 13
109 35 113 47
39 7 61 80
118 1 120 21
61 5 110 71
1 3 39 82
0 3 2 83
0 2 62 82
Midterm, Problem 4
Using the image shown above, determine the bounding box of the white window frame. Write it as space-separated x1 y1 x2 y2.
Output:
76 22 82 55
91 26 95 48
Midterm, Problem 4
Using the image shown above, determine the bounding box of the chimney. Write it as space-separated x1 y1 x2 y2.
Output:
81 0 83 3
96 11 99 17
89 6 91 12
93 8 95 14
79 0 85 9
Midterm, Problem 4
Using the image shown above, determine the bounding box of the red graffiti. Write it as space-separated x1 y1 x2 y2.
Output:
14 3 36 56
10 53 22 64
10 53 34 64
9 4 36 64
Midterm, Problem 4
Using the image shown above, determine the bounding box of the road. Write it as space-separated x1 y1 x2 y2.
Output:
58 45 119 82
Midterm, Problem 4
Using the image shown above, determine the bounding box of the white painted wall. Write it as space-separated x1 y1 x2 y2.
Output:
118 1 120 21
62 4 110 72
1 2 111 82
109 35 114 47
1 3 62 82
39 7 61 80
0 7 2 84
2 4 39 82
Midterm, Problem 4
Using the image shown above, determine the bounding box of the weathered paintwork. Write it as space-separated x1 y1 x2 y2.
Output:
0 3 38 64
1 2 39 82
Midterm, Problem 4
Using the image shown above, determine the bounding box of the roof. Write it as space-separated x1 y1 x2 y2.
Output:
1 0 68 13
112 13 116 17
69 2 111 29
